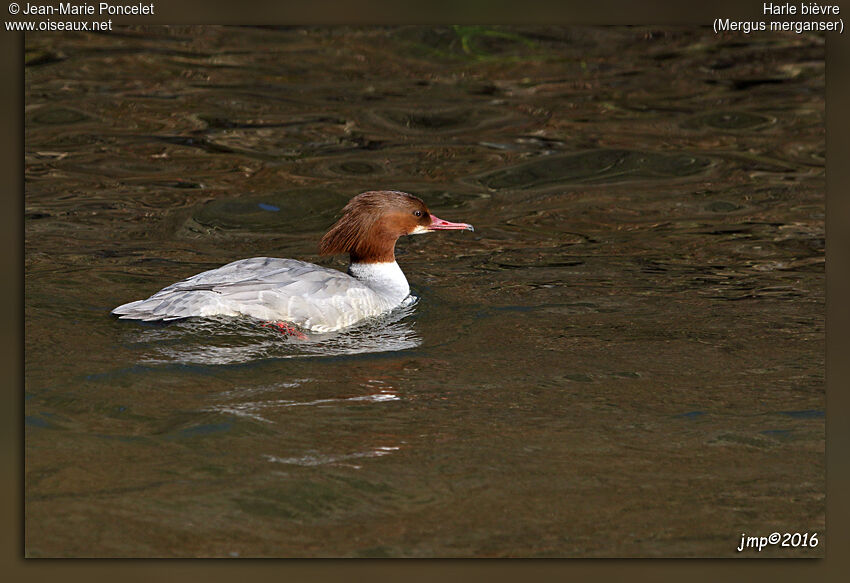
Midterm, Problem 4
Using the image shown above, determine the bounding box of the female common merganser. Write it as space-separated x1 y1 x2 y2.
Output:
112 190 474 333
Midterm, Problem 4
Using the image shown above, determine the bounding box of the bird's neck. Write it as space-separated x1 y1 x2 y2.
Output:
348 260 410 303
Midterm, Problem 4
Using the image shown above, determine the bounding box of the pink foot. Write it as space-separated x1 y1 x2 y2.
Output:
262 321 307 340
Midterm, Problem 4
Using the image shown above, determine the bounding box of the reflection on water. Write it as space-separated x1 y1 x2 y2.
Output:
25 26 824 557
265 446 402 468
475 149 714 189
121 301 422 366
206 377 401 424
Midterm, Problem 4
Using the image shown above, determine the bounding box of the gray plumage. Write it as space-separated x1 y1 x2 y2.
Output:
112 257 408 333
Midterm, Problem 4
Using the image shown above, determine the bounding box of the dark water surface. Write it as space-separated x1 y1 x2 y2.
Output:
25 26 824 557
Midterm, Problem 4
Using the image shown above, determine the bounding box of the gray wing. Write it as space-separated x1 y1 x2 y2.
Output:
112 258 387 331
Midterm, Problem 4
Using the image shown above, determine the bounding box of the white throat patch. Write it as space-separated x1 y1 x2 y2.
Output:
348 261 411 303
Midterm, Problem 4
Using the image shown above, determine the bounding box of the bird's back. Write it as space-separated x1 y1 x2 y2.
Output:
112 257 398 332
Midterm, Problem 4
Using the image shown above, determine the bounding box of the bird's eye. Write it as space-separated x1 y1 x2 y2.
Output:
413 210 422 217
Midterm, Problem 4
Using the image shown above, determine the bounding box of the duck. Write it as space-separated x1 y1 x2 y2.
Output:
112 190 474 333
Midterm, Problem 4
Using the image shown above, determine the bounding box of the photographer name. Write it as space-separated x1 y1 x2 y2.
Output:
21 2 154 15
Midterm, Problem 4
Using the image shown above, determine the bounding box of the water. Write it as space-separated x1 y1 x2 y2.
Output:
25 26 824 557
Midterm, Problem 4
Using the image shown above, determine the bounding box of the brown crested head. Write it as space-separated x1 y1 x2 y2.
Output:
319 190 473 263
